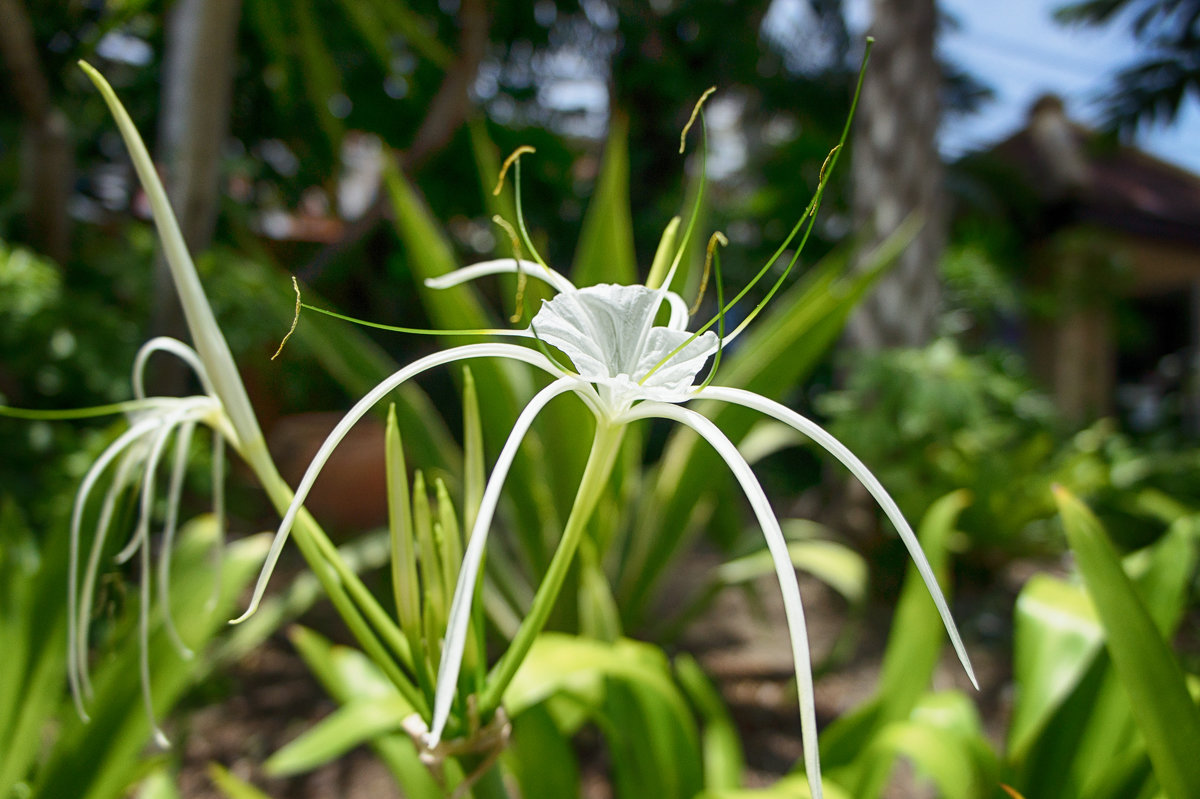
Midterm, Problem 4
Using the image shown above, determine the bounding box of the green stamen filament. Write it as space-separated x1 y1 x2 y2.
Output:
0 398 183 421
642 38 875 383
299 303 516 337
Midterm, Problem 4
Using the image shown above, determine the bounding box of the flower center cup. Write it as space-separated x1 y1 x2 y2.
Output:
530 283 719 412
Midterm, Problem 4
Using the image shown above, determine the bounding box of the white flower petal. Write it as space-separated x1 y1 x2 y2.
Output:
633 326 718 394
699 386 978 688
233 342 562 623
427 378 578 747
69 418 158 714
425 257 577 295
531 284 714 402
133 337 214 402
532 284 663 379
158 419 197 659
625 401 823 799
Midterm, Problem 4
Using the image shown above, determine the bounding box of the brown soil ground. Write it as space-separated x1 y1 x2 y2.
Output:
174 548 1038 799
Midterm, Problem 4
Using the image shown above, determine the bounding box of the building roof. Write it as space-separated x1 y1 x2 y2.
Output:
987 94 1200 249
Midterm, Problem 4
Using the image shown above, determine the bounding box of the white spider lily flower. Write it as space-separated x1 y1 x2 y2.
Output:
67 336 232 746
253 256 976 799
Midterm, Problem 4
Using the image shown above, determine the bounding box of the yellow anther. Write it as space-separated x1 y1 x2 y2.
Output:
680 86 717 154
690 231 728 315
817 144 841 187
491 215 529 323
493 146 536 196
272 276 301 360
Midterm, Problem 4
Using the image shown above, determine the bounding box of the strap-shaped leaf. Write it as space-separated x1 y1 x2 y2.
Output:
1054 487 1200 799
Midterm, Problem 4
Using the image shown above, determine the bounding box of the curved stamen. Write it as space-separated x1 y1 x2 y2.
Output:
425 258 577 295
232 343 563 624
698 386 977 688
427 378 578 746
298 302 528 338
624 400 823 799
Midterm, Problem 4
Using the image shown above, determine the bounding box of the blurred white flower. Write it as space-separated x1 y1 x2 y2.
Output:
68 337 231 746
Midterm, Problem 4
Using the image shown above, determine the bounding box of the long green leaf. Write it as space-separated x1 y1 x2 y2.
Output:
207 764 274 799
866 692 997 799
820 489 970 786
1006 574 1104 759
35 520 271 799
265 695 414 776
287 626 442 797
1054 487 1200 799
676 654 745 792
571 112 637 287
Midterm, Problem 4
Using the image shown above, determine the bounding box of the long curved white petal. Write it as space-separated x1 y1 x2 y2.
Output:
77 439 147 702
138 508 169 748
233 342 562 623
68 418 158 716
424 258 577 295
699 386 977 688
132 337 215 401
207 430 226 612
427 378 578 747
158 418 197 659
115 416 179 565
664 290 689 330
623 401 824 799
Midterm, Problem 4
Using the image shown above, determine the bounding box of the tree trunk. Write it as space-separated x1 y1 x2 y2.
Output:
0 0 73 265
846 0 944 350
150 0 242 394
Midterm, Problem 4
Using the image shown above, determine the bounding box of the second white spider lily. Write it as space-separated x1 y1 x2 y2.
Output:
68 336 231 746
248 256 977 799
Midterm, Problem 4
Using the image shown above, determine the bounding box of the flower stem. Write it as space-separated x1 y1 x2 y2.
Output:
249 445 428 715
477 421 624 716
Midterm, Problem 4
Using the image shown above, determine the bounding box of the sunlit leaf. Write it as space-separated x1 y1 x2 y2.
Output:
1054 487 1200 799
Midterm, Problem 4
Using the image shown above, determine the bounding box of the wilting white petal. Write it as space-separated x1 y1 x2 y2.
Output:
132 337 215 402
158 418 197 659
207 430 226 612
624 401 824 799
234 342 562 623
69 418 159 715
428 378 578 746
425 257 577 295
138 509 169 748
699 386 977 688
